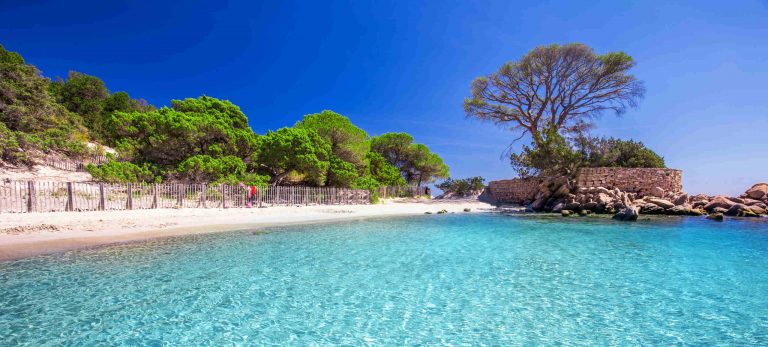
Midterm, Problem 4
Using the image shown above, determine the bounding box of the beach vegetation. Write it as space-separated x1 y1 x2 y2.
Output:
0 43 448 190
436 177 486 196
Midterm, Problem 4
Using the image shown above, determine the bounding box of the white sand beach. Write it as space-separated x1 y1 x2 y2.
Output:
0 199 493 261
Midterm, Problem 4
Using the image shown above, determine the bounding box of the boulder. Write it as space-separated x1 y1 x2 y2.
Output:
565 202 581 211
673 193 689 206
746 183 768 199
582 201 598 211
706 212 724 221
748 205 766 215
596 193 613 205
640 203 665 215
595 187 612 196
648 198 675 209
552 203 565 213
578 210 589 216
729 197 746 204
725 204 759 217
713 207 729 214
551 183 571 198
561 210 572 217
703 196 736 212
612 206 639 221
650 186 665 198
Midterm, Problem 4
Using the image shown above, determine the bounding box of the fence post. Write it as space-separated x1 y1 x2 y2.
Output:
65 182 75 211
98 183 105 211
221 184 227 209
201 183 207 208
152 184 158 209
126 183 133 210
177 184 184 208
27 181 36 212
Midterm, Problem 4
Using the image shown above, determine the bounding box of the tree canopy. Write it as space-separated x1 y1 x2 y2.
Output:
464 43 645 146
0 43 449 192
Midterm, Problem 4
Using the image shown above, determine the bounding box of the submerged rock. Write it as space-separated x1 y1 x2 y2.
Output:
707 212 724 221
613 206 639 221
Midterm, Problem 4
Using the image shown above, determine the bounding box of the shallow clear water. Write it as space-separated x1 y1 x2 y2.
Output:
2 214 768 345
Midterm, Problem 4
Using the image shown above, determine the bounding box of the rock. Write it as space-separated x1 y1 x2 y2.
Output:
613 206 639 221
463 208 471 212
531 196 548 211
707 212 724 221
561 210 572 217
692 200 708 209
583 201 598 211
690 194 710 203
595 187 612 196
578 210 589 216
565 202 581 211
424 212 432 214
613 201 626 211
650 186 665 198
648 198 675 209
745 183 768 199
437 209 448 214
748 205 766 215
640 203 665 215
551 183 571 198
725 204 759 217
668 205 704 216
552 203 565 213
703 196 736 212
673 193 689 206
729 197 746 204
713 207 729 214
596 193 613 205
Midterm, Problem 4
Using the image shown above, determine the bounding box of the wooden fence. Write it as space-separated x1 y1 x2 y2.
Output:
0 181 370 213
44 155 109 172
376 185 430 199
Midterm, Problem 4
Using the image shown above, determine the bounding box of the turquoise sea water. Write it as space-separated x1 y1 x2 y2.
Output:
2 214 768 345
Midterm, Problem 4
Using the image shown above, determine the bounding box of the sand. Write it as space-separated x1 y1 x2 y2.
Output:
0 198 494 261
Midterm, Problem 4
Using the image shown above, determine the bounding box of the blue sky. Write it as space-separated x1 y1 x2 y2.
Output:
2 0 766 195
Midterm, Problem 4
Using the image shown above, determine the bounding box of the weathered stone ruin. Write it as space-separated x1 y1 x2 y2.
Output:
484 168 767 220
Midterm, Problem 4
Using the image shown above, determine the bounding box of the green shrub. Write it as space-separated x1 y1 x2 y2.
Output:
175 155 247 183
86 160 157 183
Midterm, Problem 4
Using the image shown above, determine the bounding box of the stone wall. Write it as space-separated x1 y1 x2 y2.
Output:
487 167 682 203
487 178 542 203
575 167 682 196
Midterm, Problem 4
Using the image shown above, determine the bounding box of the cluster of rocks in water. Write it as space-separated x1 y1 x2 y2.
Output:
522 178 768 222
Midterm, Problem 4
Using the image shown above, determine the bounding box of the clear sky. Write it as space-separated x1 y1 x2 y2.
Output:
2 0 766 195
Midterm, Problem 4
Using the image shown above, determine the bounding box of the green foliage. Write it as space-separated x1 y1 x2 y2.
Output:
0 44 451 191
0 45 87 160
327 155 359 187
175 155 246 183
295 110 369 169
86 160 157 183
365 152 406 186
370 133 448 187
436 177 485 196
252 127 331 185
511 128 666 178
105 96 259 166
51 71 109 136
405 144 450 187
0 122 27 164
577 137 665 168
510 127 582 178
370 133 414 171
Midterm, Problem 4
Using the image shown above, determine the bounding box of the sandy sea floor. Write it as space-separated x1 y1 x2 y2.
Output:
0 198 493 261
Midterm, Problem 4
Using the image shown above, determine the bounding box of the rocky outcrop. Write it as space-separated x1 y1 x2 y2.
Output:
745 183 768 200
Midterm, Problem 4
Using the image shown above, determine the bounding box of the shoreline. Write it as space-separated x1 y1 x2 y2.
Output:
0 199 493 262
